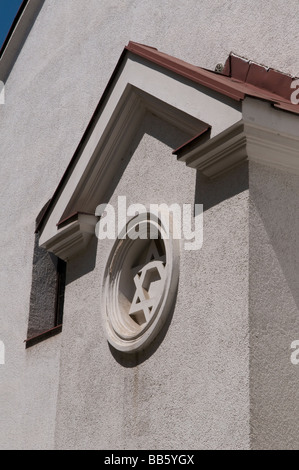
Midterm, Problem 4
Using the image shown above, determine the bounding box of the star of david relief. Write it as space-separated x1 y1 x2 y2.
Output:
102 212 180 353
129 240 166 326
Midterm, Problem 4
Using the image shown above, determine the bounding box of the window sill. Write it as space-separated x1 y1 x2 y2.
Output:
25 324 62 348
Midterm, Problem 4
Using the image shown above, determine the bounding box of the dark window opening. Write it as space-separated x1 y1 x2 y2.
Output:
25 208 66 348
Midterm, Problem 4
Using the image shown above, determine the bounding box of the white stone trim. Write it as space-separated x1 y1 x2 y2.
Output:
245 121 299 176
180 120 247 178
178 115 299 178
42 213 98 261
102 212 180 353
39 53 241 258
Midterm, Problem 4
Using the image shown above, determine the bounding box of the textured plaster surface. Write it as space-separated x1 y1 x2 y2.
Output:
0 0 298 450
249 162 299 450
54 115 250 449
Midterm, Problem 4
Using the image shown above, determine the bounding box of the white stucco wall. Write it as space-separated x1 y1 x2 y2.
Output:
249 162 299 450
54 114 250 449
0 0 298 450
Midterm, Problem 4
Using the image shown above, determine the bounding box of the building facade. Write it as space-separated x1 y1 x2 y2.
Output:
1 0 299 450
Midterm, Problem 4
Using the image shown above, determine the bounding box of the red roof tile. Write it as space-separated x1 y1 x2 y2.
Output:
126 42 299 114
36 42 299 233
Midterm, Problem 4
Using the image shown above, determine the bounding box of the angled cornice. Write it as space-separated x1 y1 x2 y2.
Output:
175 121 247 178
38 44 299 261
174 117 299 178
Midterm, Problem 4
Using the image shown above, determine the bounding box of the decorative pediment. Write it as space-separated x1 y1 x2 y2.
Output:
37 42 299 260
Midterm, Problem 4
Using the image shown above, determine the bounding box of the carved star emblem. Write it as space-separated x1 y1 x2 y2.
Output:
129 240 166 325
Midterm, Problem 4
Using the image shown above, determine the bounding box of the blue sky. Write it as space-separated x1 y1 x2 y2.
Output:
0 0 24 49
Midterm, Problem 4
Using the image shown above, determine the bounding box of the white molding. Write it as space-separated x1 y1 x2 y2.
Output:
39 55 299 261
180 121 247 178
102 212 180 353
178 119 299 178
38 54 242 258
42 213 98 261
245 122 299 176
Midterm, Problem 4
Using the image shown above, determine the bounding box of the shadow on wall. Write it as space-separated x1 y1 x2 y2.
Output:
249 162 299 450
66 109 193 287
65 111 192 363
194 161 249 212
109 287 178 367
103 110 195 205
65 114 251 365
65 236 98 286
249 162 299 312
